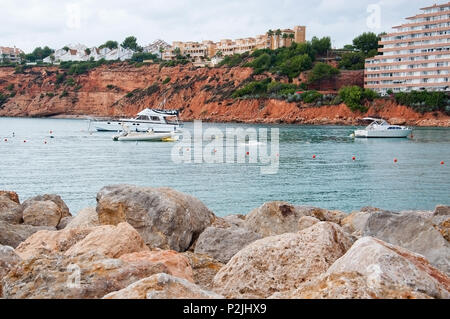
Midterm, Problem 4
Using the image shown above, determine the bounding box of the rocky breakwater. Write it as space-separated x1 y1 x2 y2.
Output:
0 186 449 299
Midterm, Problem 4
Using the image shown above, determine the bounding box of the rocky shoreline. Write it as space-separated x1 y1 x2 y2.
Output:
0 185 449 299
0 65 449 127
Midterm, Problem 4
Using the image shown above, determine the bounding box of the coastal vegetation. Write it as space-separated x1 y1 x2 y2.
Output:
0 92 8 108
338 86 378 112
307 62 340 84
394 91 450 115
339 32 382 70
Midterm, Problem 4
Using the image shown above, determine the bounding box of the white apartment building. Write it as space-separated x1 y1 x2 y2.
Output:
365 2 450 94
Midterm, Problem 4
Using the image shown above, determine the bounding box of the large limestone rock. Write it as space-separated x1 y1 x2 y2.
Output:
297 216 320 231
340 207 386 236
0 221 54 248
22 194 71 218
0 191 20 204
56 216 73 230
194 226 261 263
213 222 354 299
103 273 224 299
64 223 149 258
182 252 224 290
244 202 346 237
244 202 307 237
222 214 246 228
17 223 148 260
0 245 22 296
327 237 450 299
119 250 194 282
96 185 215 252
3 223 194 299
22 200 63 227
0 193 23 224
362 210 450 274
432 206 450 242
270 272 433 299
2 252 168 299
66 207 99 229
15 227 95 260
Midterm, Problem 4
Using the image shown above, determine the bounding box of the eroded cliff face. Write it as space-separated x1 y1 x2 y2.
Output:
0 63 449 126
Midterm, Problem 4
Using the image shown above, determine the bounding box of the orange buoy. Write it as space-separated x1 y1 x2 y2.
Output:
312 155 316 159
441 161 445 165
246 151 249 156
394 158 398 163
352 156 356 161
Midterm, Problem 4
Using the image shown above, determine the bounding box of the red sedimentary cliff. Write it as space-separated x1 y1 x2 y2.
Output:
0 63 449 126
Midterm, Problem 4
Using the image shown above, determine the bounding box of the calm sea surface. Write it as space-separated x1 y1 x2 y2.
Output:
0 117 449 216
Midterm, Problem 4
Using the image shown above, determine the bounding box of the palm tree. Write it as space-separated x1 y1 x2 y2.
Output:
267 29 274 37
275 29 282 49
282 33 288 47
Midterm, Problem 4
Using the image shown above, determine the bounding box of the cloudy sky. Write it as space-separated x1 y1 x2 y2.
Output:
1 0 438 53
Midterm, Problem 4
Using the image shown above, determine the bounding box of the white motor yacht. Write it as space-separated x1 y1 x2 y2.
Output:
113 124 179 142
354 118 412 138
91 108 183 133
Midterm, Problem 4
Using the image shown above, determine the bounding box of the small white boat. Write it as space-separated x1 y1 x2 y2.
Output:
113 124 179 142
354 118 412 138
92 108 183 133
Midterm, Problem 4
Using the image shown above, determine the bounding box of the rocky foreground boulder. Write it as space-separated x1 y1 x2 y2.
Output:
96 185 215 252
0 221 54 248
22 194 71 228
326 237 450 298
2 222 195 299
213 222 354 298
0 192 23 224
65 207 99 229
194 225 261 263
0 245 22 296
341 206 450 274
182 252 224 290
244 202 346 237
362 210 450 274
103 273 223 299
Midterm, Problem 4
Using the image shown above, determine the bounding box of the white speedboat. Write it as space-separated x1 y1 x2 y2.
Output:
354 118 412 138
113 124 179 142
92 108 183 133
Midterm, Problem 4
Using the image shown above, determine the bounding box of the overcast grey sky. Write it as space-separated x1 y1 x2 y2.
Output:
1 0 439 53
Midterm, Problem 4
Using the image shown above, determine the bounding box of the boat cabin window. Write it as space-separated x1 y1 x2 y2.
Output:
150 116 161 121
136 115 150 120
165 116 179 124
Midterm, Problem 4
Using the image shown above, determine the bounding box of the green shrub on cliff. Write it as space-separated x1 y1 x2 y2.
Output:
301 90 323 103
394 91 449 115
0 92 8 107
232 79 271 98
218 53 249 67
338 86 378 112
308 62 340 84
267 82 298 96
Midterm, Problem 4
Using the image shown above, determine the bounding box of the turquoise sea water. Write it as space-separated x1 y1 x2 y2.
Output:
0 117 449 216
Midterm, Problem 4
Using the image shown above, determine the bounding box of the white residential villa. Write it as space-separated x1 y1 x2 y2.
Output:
143 39 171 58
43 43 135 63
